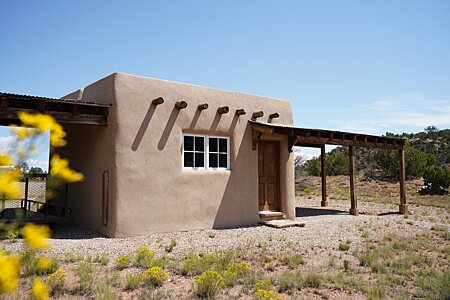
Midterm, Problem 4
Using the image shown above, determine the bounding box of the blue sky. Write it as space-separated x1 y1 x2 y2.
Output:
0 0 449 161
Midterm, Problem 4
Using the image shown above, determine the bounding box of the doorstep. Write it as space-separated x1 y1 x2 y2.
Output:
259 210 285 220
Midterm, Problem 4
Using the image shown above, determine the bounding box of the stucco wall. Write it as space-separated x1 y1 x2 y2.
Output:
111 73 295 237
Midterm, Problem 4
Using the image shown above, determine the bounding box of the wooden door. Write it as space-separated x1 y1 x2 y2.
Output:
258 141 280 211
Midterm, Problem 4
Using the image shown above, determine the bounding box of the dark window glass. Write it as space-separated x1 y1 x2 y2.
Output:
195 153 204 167
209 138 218 152
209 153 218 168
219 154 227 168
184 136 194 151
184 152 193 167
219 138 227 152
195 137 204 151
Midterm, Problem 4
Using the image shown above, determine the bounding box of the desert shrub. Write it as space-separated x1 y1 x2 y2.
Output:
223 262 252 286
423 166 450 189
143 266 169 287
343 260 350 272
93 253 109 266
339 243 350 251
47 268 66 296
255 279 273 292
125 273 142 290
135 246 155 268
431 225 447 231
416 270 450 300
93 283 118 300
74 262 93 294
277 270 301 292
180 250 233 275
280 254 304 268
208 232 216 238
115 254 133 270
192 270 225 299
303 273 323 288
165 239 177 253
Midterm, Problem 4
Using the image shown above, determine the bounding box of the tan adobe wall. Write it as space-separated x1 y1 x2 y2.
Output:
112 73 295 237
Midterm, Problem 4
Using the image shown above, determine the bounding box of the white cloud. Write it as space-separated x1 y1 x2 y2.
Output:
337 93 450 134
0 136 16 152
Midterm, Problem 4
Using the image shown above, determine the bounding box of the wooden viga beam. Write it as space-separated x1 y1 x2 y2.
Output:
217 106 229 114
252 111 264 120
175 101 188 110
235 109 246 116
197 103 209 111
152 97 164 106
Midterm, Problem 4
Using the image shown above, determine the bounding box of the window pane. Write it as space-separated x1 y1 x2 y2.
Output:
219 154 227 168
219 138 227 152
209 138 218 152
184 152 193 167
184 136 194 151
195 136 204 152
209 153 218 168
195 153 204 167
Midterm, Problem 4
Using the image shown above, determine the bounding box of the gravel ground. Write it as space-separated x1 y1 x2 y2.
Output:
2 197 448 262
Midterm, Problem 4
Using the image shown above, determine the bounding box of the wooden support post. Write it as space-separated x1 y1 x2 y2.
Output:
320 145 328 206
349 145 358 215
399 148 407 214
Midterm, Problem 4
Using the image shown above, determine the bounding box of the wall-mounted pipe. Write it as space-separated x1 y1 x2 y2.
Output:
217 106 229 114
197 103 209 111
175 101 188 110
152 97 164 106
252 111 264 120
235 109 246 116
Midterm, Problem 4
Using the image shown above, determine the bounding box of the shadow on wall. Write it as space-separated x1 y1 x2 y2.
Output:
158 107 180 150
131 104 157 151
212 121 260 229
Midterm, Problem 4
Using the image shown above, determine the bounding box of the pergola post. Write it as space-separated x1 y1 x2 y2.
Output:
399 148 407 214
320 145 328 207
349 146 358 215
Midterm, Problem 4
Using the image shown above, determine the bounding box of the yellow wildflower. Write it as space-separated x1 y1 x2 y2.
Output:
0 169 20 198
32 278 49 300
22 223 51 250
18 112 67 147
50 154 84 183
0 154 12 166
37 257 52 270
17 149 27 159
10 126 32 140
0 252 19 293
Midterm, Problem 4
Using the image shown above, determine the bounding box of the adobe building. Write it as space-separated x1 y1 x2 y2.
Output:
0 72 407 237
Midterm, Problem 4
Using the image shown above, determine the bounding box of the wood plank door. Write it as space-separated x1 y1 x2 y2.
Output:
258 141 280 211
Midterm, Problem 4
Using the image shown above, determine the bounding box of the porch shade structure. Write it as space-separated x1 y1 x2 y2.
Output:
250 120 407 215
0 92 110 126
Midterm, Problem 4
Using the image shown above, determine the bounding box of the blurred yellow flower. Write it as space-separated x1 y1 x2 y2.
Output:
0 252 19 293
18 112 67 148
22 223 51 250
0 170 20 198
50 154 84 183
0 154 12 166
32 278 49 300
17 149 27 159
37 258 52 270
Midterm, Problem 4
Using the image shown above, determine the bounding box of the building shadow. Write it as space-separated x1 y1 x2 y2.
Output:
50 224 105 239
295 207 348 217
210 113 221 131
189 109 202 129
228 113 239 134
131 104 156 151
158 107 180 150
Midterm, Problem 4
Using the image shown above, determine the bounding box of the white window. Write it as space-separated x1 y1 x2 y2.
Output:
183 134 230 170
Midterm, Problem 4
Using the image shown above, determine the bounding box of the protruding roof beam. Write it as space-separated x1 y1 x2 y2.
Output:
251 111 264 121
197 103 209 111
235 109 246 116
175 101 188 110
152 97 164 106
217 106 229 114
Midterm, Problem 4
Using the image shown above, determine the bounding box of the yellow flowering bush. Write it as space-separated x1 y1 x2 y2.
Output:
0 252 19 293
254 289 283 300
17 112 66 147
22 223 51 250
32 277 49 300
143 266 169 287
223 262 252 286
192 270 225 298
0 168 20 198
50 154 84 183
115 254 133 270
47 268 66 295
135 245 155 267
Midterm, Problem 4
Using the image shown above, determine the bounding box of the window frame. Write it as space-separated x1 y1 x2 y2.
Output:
182 133 230 171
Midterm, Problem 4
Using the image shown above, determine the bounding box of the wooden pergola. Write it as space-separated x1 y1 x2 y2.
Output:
0 92 110 126
251 121 407 215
